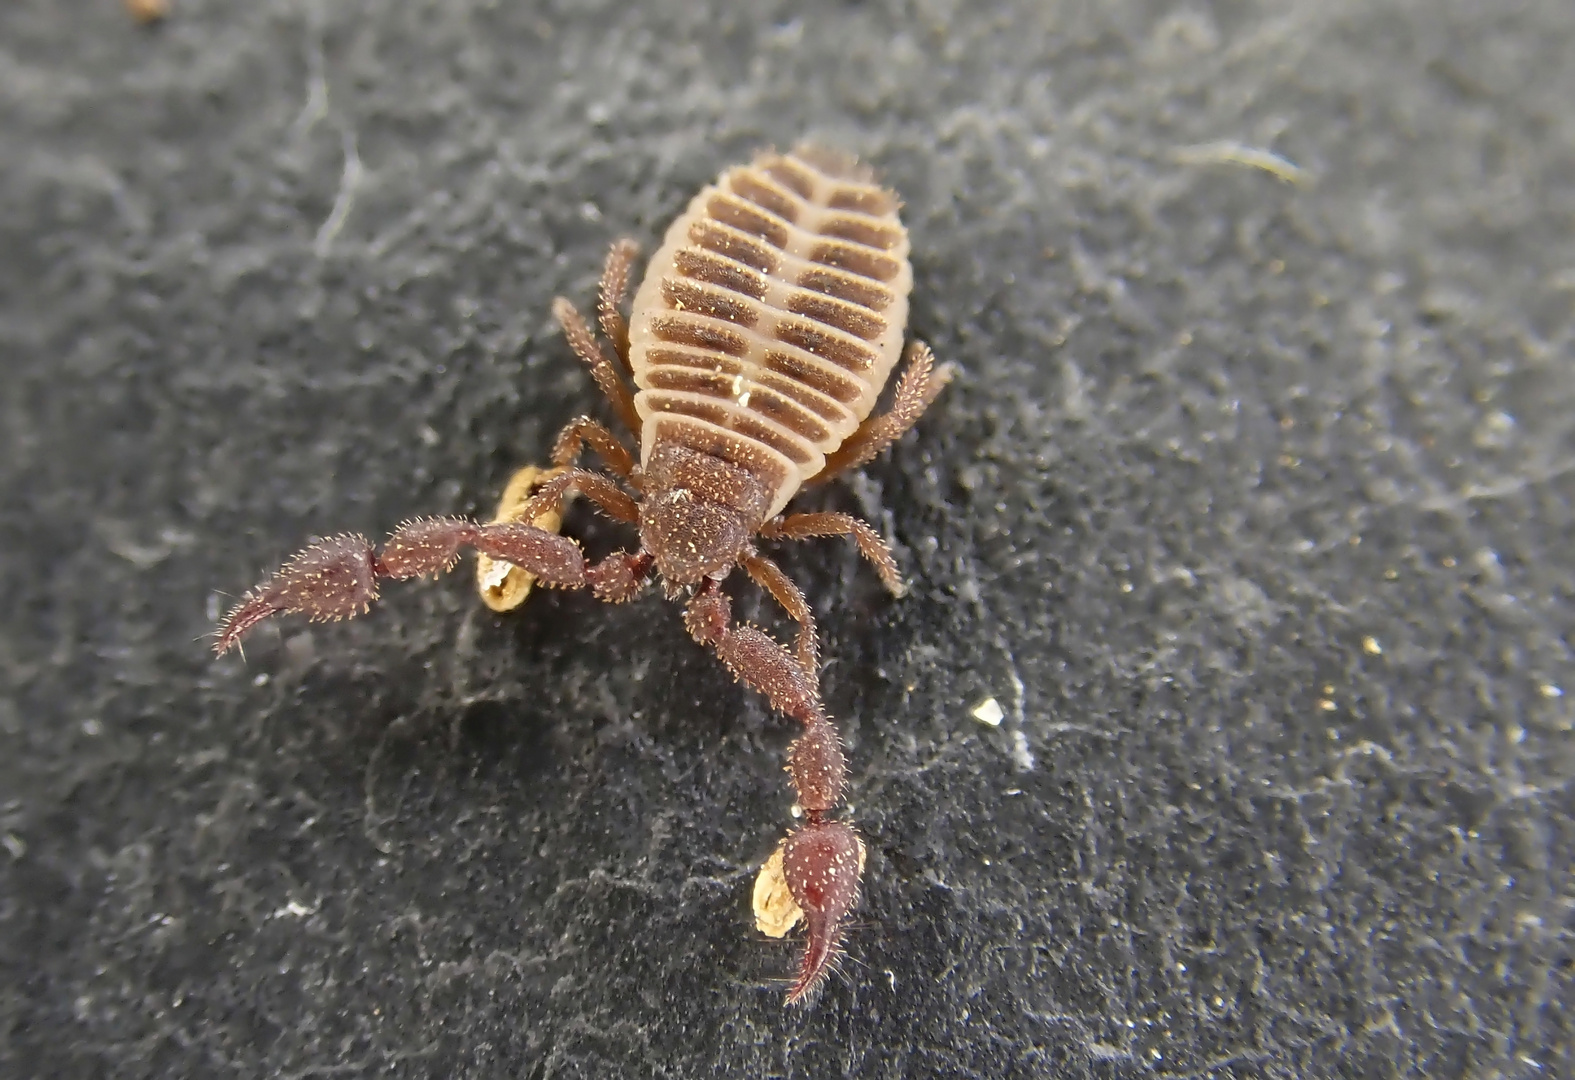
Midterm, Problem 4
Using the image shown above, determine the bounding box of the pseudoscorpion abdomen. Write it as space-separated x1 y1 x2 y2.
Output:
628 146 914 517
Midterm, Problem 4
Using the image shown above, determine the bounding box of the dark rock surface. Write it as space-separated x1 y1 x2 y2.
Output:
3 1 1572 1076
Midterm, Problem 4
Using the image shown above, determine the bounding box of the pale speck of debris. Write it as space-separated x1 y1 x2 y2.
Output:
252 673 270 687
2 834 25 859
1541 684 1564 699
1173 141 1310 185
971 697 1005 726
478 559 512 591
270 899 318 920
1362 636 1383 655
1010 729 1036 771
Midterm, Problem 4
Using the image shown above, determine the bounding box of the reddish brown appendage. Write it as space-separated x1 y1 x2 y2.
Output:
684 581 861 1002
214 518 589 655
782 820 862 1002
762 511 907 598
814 341 954 484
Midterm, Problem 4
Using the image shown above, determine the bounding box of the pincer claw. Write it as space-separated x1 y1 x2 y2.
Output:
781 819 864 1004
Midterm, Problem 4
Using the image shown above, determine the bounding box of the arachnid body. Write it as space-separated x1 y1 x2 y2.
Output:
216 146 951 1003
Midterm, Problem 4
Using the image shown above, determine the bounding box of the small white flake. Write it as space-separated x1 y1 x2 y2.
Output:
479 559 513 590
971 697 1004 726
1540 684 1563 699
271 899 317 919
1010 729 1036 771
1362 636 1382 655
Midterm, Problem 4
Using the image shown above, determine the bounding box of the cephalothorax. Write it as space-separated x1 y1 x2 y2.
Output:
216 146 950 1003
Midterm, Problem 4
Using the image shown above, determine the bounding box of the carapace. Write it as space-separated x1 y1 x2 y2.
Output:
215 145 951 1003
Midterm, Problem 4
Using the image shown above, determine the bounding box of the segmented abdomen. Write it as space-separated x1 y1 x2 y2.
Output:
627 146 913 518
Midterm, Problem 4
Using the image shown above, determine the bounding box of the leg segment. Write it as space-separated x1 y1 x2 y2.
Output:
741 551 820 682
552 296 642 439
682 581 862 1003
215 517 587 655
598 238 640 376
815 341 953 484
550 415 637 482
761 512 905 598
519 466 638 525
683 581 823 726
584 550 653 604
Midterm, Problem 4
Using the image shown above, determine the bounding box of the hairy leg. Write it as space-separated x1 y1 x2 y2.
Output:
598 238 640 376
761 511 905 598
552 297 642 439
814 341 953 484
550 415 637 482
518 466 638 526
741 551 820 682
549 238 644 439
682 581 861 1004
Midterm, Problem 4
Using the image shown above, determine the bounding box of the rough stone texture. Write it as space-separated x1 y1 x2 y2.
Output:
3 1 1572 1077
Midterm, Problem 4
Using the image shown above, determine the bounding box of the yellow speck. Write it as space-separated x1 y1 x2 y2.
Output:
1541 684 1564 699
1362 636 1382 655
1318 699 1337 711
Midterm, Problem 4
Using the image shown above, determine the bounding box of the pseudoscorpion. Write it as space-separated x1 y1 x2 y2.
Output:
216 145 951 1002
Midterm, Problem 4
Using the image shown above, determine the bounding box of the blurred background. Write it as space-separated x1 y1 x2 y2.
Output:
2 1 1571 1076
